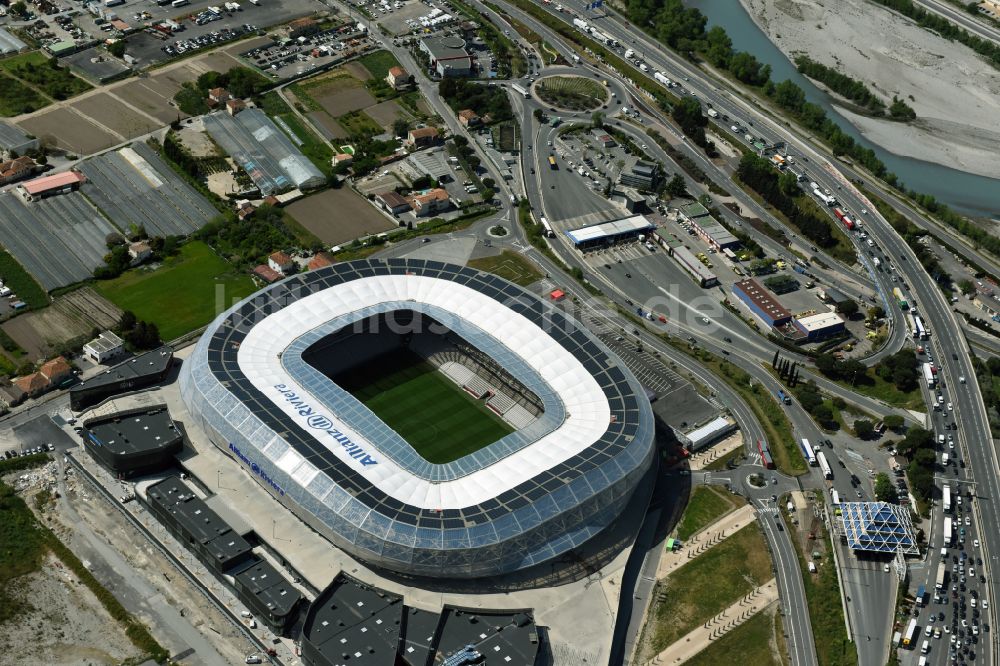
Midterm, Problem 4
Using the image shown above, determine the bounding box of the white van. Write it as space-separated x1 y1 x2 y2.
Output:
918 657 927 666
921 639 929 653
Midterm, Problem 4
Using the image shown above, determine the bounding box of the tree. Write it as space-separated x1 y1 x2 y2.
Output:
867 305 886 320
108 41 127 58
883 414 905 432
591 111 604 128
772 80 806 113
812 404 835 426
874 473 897 502
836 299 859 317
777 171 799 197
533 108 544 122
392 118 409 138
665 173 687 199
10 2 27 17
958 279 975 295
118 310 137 334
704 26 732 68
854 419 875 440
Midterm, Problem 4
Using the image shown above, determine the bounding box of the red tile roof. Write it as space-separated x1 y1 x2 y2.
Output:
308 252 335 270
14 372 50 395
253 265 282 283
40 356 71 381
21 171 84 195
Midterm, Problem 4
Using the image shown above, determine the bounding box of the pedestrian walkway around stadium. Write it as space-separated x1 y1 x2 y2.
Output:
655 503 757 579
643 579 779 665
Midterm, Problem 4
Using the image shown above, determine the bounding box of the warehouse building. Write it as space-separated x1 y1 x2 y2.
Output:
686 214 739 251
565 215 655 249
420 36 473 77
668 245 718 288
145 476 255 574
16 170 85 201
81 405 184 478
301 573 542 666
232 560 303 633
618 157 660 190
794 311 845 341
83 330 125 364
733 279 792 327
682 416 737 452
204 109 325 195
70 347 174 411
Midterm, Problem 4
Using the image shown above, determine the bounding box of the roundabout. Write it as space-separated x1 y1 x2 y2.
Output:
533 74 610 112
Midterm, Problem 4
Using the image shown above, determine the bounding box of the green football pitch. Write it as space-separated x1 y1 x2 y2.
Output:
334 349 513 464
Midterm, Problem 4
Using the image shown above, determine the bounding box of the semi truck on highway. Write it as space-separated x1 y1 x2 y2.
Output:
922 363 935 388
916 584 926 606
817 451 832 479
944 516 953 545
511 83 530 98
893 287 909 310
936 563 947 590
572 17 588 30
812 188 836 206
653 71 672 87
776 389 791 405
757 440 774 469
539 216 554 238
799 438 817 466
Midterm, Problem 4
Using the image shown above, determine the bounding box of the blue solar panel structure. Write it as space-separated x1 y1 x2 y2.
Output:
179 258 656 580
840 501 918 555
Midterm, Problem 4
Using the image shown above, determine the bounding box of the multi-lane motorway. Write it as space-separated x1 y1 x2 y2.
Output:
478 2 1000 665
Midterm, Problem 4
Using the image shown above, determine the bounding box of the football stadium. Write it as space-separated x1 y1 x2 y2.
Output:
179 258 655 580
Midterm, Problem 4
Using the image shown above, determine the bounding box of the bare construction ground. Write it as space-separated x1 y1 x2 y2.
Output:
342 60 372 81
286 188 396 245
308 110 348 139
1 552 141 665
741 0 1000 178
17 108 118 154
74 92 161 139
1 287 121 358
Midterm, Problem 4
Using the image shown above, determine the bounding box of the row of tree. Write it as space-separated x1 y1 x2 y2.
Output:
735 153 838 250
794 56 888 115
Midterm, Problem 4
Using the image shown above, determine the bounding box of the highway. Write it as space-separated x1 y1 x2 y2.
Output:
485 3 1000 664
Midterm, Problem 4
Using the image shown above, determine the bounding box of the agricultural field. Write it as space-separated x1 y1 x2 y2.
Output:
285 188 395 246
535 75 608 111
93 241 256 341
334 348 513 464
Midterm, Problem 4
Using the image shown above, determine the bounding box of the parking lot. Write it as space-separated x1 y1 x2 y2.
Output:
238 25 374 80
118 0 322 67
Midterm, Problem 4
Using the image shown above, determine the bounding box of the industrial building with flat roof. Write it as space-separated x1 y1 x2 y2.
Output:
733 279 792 327
146 476 255 574
420 36 473 77
794 311 845 341
233 560 303 633
564 215 655 248
204 109 326 195
685 214 739 251
83 330 125 364
666 244 718 288
682 416 738 451
617 156 660 190
70 347 174 411
301 573 542 666
82 405 184 478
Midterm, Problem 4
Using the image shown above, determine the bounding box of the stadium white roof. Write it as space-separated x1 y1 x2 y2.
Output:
237 274 610 510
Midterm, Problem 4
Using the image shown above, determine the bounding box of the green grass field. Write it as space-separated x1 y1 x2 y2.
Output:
685 608 783 666
359 50 403 81
675 486 743 540
335 349 513 464
467 250 544 287
94 241 256 341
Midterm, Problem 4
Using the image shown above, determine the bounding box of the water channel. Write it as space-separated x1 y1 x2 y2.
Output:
687 0 1000 218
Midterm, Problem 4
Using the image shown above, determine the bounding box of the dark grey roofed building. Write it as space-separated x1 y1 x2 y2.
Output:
70 347 174 411
618 156 661 190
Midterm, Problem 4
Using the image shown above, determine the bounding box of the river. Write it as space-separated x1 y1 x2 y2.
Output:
687 0 1000 218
